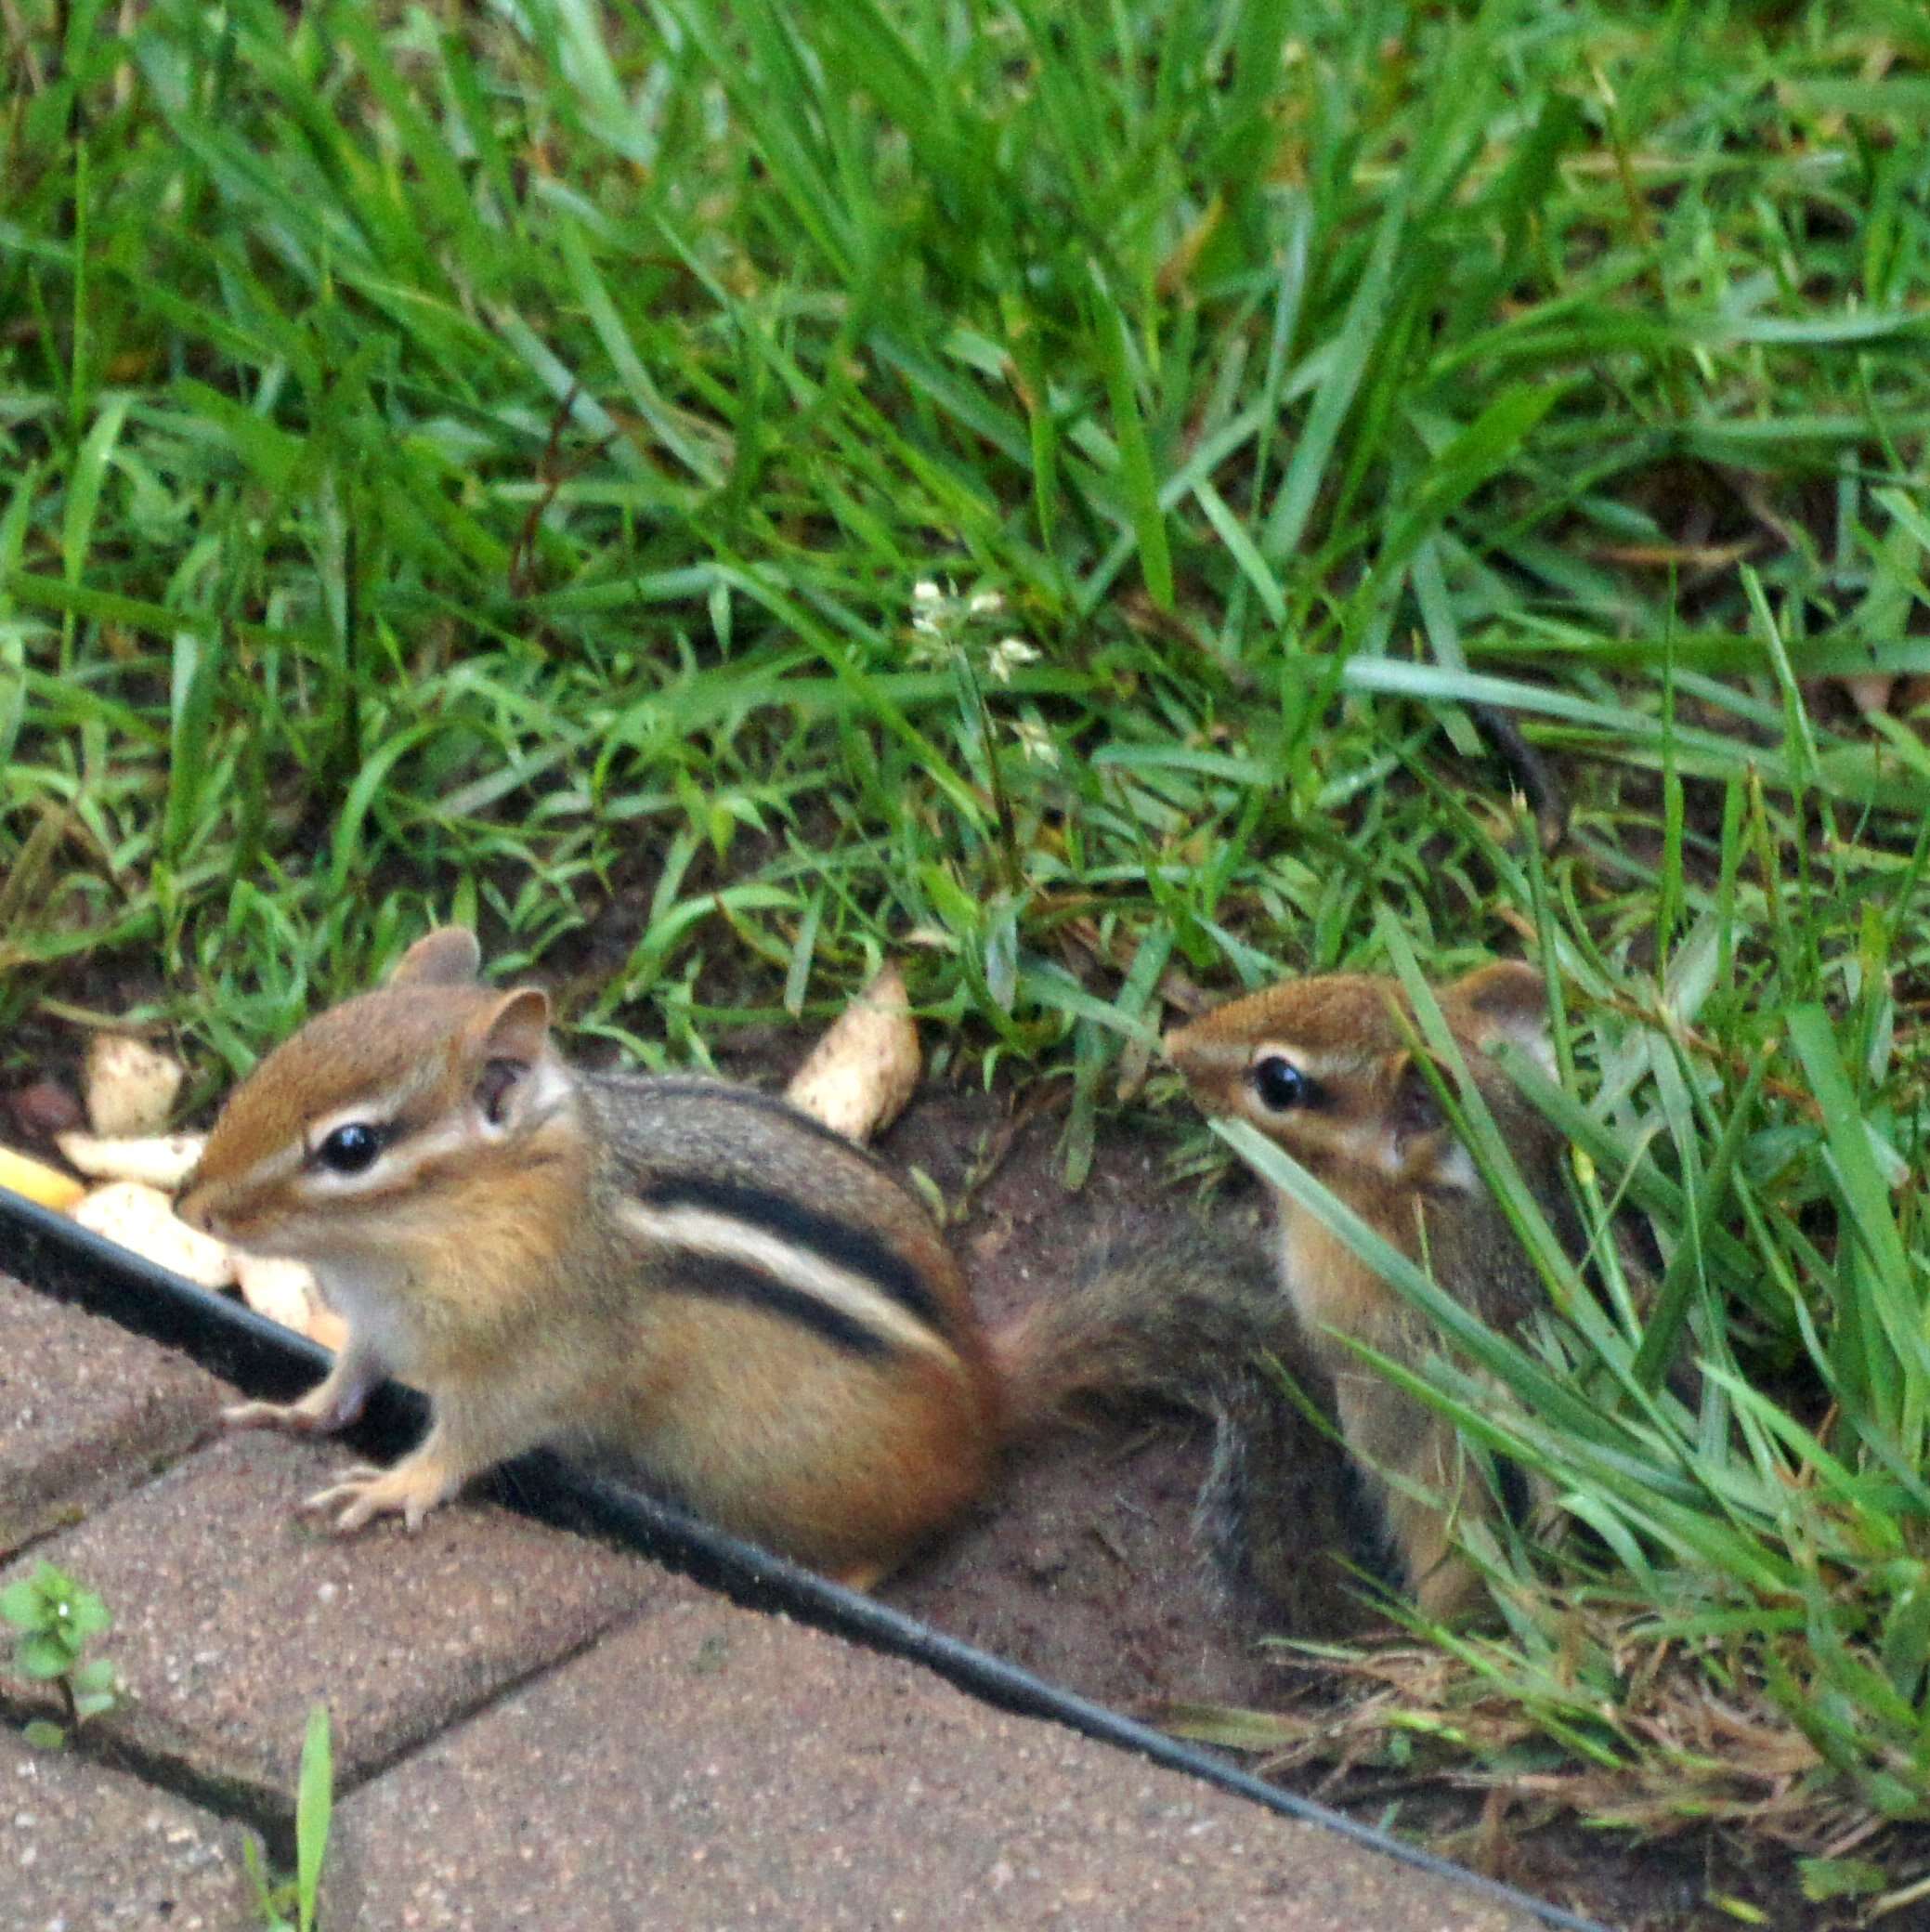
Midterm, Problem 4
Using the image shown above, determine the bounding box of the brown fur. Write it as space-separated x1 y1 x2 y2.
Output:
179 933 1001 1574
592 1297 989 1571
1167 961 1573 1619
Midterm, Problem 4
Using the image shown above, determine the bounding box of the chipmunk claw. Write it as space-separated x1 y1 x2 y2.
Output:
299 1466 388 1532
300 1461 456 1534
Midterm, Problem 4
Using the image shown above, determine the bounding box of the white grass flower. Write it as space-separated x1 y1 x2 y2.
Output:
986 636 1040 684
1010 717 1059 767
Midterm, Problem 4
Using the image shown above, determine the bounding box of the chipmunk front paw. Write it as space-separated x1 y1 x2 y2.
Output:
223 1397 331 1437
223 1368 373 1438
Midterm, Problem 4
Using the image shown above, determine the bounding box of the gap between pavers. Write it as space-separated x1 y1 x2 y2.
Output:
0 1276 226 1559
329 1586 1546 1932
0 1721 260 1931
0 1429 674 1826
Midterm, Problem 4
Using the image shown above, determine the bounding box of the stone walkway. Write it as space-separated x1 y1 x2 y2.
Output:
0 1271 1584 1931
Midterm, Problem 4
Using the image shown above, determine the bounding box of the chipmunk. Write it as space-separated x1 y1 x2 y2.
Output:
1165 961 1579 1619
179 927 1363 1606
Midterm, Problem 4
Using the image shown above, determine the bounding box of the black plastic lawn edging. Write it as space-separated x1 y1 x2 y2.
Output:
2 1187 1609 1932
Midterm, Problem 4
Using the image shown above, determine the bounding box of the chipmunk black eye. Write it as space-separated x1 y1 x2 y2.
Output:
317 1122 384 1174
1249 1056 1308 1113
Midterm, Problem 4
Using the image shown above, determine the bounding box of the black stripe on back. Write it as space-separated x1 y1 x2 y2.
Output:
639 1171 951 1340
659 1248 893 1361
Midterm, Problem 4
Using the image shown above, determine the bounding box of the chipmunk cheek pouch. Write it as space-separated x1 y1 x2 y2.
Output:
0 1185 1606 1932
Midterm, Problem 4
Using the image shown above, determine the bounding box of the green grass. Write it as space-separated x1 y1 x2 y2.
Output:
4 0 1930 1909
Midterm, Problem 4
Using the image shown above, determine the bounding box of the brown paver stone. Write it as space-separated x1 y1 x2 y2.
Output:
0 1724 258 1931
0 1274 225 1558
0 1431 677 1819
332 1590 1544 1932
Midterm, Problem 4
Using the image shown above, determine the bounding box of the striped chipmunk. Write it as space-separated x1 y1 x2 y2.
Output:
179 927 1363 1601
1165 961 1589 1620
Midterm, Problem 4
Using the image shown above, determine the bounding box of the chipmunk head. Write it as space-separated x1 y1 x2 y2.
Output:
179 928 573 1258
1164 961 1553 1194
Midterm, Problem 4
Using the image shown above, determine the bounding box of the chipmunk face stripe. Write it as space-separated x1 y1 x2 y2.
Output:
637 1173 951 1339
615 1198 957 1364
288 1113 459 1200
224 1140 306 1193
653 1247 895 1361
306 1086 420 1155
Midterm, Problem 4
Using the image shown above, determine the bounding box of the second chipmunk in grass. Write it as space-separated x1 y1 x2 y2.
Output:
1165 960 1579 1618
181 931 1572 1620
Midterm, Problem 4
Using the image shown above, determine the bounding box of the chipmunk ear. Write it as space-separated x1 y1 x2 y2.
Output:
464 988 556 1130
1388 1051 1446 1149
1450 960 1553 1070
391 927 483 988
1387 1051 1488 1191
472 986 551 1064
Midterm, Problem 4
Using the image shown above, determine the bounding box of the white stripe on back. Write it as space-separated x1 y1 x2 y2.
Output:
615 1200 956 1364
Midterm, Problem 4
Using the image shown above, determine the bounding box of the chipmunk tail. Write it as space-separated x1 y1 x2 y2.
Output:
994 1223 1287 1429
992 1223 1379 1625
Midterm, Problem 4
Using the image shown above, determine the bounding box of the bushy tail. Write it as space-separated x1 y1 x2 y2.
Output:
993 1221 1382 1629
